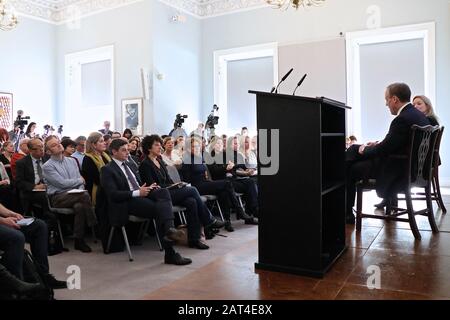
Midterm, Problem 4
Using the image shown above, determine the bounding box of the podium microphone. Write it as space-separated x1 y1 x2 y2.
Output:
293 74 307 96
271 68 294 94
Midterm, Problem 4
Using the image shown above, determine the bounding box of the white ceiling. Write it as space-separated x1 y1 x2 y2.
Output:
11 0 270 23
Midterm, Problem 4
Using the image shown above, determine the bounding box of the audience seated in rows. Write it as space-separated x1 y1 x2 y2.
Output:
100 139 192 265
139 135 225 250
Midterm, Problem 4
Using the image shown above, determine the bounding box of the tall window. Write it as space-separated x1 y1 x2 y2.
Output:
65 45 114 137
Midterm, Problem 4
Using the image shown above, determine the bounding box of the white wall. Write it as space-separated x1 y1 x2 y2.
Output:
0 17 56 132
201 0 450 180
152 0 202 136
227 57 273 135
55 0 153 136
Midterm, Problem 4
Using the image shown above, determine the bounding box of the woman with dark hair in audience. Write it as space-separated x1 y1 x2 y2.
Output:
413 95 440 125
25 122 37 139
139 135 224 249
123 128 133 141
207 136 258 223
162 136 182 168
0 141 14 181
181 137 255 232
61 138 80 169
82 132 111 206
128 137 141 164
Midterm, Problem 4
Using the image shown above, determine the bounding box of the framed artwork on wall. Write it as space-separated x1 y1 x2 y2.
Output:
0 92 13 130
122 98 143 136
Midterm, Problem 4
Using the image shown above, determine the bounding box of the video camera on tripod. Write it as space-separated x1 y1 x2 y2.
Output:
175 114 188 128
205 104 219 138
14 110 30 133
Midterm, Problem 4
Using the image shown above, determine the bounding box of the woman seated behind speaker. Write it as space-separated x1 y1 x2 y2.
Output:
138 135 225 250
374 94 440 210
205 136 258 224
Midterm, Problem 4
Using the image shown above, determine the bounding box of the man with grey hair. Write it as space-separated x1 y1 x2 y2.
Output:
72 136 87 167
99 121 113 136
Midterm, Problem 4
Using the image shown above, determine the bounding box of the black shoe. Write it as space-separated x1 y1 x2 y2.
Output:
244 217 258 225
164 252 192 265
188 240 210 250
207 219 225 229
0 266 42 295
236 208 253 220
346 214 355 225
224 221 234 232
374 199 388 209
74 239 92 253
164 228 185 243
44 274 67 290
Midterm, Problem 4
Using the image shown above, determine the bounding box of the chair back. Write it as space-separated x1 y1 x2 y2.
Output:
166 165 182 183
433 126 444 169
408 125 440 188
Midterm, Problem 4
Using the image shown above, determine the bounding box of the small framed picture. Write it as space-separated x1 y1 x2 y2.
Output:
0 92 13 130
122 98 143 136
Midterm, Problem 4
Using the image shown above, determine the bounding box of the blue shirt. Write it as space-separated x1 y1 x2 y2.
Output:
42 156 85 195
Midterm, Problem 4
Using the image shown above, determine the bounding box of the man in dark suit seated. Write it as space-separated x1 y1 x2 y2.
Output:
15 138 51 219
346 83 431 224
100 139 192 265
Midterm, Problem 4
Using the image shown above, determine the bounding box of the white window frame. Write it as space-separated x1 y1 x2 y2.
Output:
346 22 436 140
213 42 278 134
65 45 115 130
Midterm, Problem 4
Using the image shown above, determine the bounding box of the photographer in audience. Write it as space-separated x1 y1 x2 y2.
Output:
42 135 97 252
139 135 224 249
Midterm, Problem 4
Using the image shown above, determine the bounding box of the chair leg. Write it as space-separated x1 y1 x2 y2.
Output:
153 219 163 252
121 226 133 262
433 171 447 214
57 220 65 249
237 196 245 212
405 191 421 240
182 212 187 225
356 186 362 231
106 227 115 254
425 185 439 233
216 200 225 222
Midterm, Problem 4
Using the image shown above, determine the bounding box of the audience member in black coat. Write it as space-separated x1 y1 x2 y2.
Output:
346 83 430 224
15 139 52 219
206 136 259 221
181 137 255 232
139 135 224 249
100 139 192 265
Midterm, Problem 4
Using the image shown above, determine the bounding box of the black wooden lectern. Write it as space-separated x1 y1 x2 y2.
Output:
249 91 350 278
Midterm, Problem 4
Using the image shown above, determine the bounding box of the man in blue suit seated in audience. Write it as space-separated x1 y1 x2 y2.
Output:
100 139 192 265
345 83 431 224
